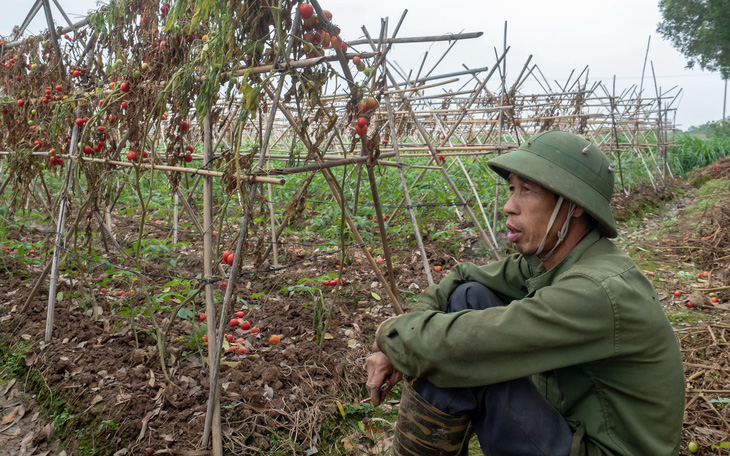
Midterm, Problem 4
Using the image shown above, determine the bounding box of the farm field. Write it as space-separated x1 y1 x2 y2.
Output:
0 158 728 455
2 0 730 454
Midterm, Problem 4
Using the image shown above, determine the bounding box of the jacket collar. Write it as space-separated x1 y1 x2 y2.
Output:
524 229 602 294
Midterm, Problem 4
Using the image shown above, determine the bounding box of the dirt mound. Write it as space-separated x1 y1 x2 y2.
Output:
689 156 730 181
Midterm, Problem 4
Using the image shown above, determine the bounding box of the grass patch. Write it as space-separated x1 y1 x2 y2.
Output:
667 311 704 325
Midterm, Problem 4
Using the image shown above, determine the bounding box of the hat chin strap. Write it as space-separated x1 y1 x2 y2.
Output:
534 197 577 262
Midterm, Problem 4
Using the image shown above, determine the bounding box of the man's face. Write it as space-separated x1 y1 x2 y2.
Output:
503 173 560 256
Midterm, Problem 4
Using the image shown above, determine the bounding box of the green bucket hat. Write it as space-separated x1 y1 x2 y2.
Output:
488 130 618 238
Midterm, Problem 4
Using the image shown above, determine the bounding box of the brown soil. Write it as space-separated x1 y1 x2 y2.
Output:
0 159 729 455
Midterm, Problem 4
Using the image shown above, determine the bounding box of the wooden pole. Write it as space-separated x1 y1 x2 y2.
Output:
362 27 502 260
45 118 79 342
264 86 403 312
200 113 223 456
364 144 400 305
203 7 303 449
40 0 65 76
384 90 433 285
173 193 179 244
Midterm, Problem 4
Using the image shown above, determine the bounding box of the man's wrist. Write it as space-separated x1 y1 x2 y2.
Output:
373 316 399 352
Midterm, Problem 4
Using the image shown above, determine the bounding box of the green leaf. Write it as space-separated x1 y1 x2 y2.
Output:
177 308 195 320
371 292 381 301
56 292 63 302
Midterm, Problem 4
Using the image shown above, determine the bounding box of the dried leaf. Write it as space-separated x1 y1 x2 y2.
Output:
24 352 38 367
33 423 53 444
335 400 345 419
341 437 355 452
2 407 17 424
371 292 381 301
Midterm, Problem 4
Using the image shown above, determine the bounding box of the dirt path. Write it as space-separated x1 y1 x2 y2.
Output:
0 379 60 456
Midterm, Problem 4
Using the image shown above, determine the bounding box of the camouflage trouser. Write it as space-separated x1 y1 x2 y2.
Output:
393 282 573 456
393 377 472 456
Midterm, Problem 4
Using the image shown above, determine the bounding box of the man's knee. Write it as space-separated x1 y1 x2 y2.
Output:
448 282 506 312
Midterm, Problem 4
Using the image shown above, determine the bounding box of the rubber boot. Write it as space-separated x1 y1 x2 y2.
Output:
393 378 472 456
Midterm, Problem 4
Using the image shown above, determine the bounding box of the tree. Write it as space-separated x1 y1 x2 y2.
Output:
657 0 730 79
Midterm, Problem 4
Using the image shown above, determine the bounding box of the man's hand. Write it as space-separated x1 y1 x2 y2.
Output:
365 351 402 406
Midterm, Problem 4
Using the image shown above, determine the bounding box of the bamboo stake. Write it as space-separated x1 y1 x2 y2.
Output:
66 155 284 184
173 193 179 244
363 27 502 260
200 114 223 456
259 172 316 265
41 0 65 76
365 145 399 305
45 118 79 342
384 90 433 285
203 8 303 449
347 31 483 47
16 0 42 36
264 86 403 312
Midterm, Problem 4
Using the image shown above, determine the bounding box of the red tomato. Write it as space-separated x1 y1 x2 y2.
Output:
299 3 314 20
229 319 239 327
251 327 260 334
199 313 207 322
235 311 244 318
240 321 251 330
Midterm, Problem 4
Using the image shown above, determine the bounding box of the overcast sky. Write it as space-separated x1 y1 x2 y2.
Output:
2 0 726 130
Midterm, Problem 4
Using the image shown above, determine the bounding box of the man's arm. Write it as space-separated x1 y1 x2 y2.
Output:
411 255 532 313
376 273 617 388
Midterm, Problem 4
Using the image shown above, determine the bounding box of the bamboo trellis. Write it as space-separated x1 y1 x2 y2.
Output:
0 1 681 453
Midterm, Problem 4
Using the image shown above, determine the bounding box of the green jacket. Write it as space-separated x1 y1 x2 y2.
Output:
377 230 684 455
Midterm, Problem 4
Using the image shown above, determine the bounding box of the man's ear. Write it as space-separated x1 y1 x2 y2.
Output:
572 206 585 218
